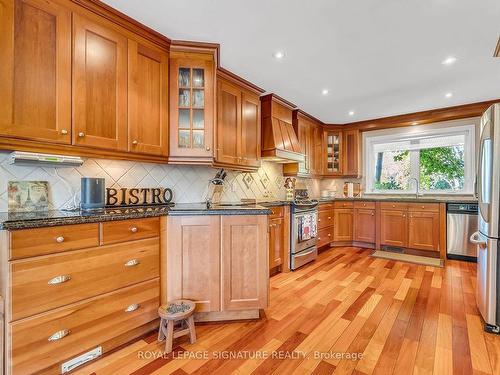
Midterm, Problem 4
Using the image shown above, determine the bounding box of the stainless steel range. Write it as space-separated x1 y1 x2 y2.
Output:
290 189 318 270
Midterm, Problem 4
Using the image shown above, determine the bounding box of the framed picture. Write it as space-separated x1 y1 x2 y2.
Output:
8 181 49 212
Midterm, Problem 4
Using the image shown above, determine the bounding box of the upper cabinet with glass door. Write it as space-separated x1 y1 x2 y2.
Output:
323 130 342 176
169 45 216 164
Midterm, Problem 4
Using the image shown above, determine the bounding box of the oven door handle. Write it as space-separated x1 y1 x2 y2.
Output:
295 247 317 257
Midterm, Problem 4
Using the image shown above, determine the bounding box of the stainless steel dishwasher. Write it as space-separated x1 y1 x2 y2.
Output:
447 202 478 261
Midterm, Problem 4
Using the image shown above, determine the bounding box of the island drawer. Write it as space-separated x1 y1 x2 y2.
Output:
407 202 440 212
318 210 334 229
268 206 284 219
11 238 159 320
10 223 99 259
380 202 408 211
353 201 376 209
318 202 334 211
10 278 159 375
101 217 160 245
334 201 354 209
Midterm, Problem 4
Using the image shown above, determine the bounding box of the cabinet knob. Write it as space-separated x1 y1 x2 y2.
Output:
392 204 396 208
363 203 366 207
328 217 331 220
402 214 406 217
78 132 85 137
60 129 68 135
48 329 70 342
48 275 71 285
206 146 211 151
132 140 138 145
124 303 140 312
318 219 321 222
371 212 375 216
130 226 138 233
55 236 65 243
421 205 425 209
318 237 321 240
327 233 331 237
124 259 140 267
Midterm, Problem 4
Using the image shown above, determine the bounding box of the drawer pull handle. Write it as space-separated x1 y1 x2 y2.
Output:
55 236 65 243
48 329 70 342
48 275 71 285
125 259 140 267
130 226 138 233
125 303 140 312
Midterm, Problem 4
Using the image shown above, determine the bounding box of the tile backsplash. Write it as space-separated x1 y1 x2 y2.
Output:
0 151 319 211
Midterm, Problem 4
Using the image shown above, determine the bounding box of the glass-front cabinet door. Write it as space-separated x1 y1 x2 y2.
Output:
324 130 342 175
170 53 214 162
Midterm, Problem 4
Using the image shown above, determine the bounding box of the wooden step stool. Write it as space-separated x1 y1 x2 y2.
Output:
158 300 196 353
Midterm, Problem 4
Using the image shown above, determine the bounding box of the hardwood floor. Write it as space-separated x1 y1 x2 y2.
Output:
74 247 500 375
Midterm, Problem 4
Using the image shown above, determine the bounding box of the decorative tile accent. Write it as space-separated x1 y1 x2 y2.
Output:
0 151 294 211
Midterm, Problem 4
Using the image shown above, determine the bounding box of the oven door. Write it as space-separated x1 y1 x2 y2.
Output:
292 209 317 254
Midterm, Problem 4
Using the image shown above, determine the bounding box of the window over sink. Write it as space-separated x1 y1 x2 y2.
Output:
363 121 477 195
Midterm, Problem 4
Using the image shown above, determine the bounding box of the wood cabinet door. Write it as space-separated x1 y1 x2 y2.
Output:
128 38 168 156
166 216 221 312
380 209 408 247
334 208 353 241
408 211 440 252
323 130 343 175
0 0 71 143
221 215 268 310
240 91 261 168
269 217 284 269
72 13 128 150
313 124 323 175
354 208 375 243
216 79 240 165
297 120 310 175
343 129 360 176
169 56 214 159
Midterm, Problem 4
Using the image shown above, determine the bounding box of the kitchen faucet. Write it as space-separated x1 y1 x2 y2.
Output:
409 177 421 198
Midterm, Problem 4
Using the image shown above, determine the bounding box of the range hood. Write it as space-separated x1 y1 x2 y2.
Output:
260 94 305 163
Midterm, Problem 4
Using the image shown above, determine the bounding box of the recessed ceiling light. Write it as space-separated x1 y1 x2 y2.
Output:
348 111 355 116
442 56 457 65
445 92 453 98
321 89 329 95
273 51 285 59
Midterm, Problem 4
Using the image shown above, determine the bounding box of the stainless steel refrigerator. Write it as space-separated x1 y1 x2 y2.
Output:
471 103 500 334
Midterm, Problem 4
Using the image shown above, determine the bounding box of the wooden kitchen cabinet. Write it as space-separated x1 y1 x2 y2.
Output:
215 70 262 170
221 215 268 310
72 13 128 151
334 208 353 242
128 37 169 156
0 0 72 144
342 129 360 176
166 214 268 314
323 129 343 176
354 208 376 243
169 47 216 163
408 211 440 252
166 216 221 312
380 209 408 247
269 217 284 269
317 203 334 248
283 110 323 177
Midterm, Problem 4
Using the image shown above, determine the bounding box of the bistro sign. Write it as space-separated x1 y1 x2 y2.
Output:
106 187 173 207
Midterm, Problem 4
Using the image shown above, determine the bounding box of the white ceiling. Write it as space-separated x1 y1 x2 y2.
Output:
104 0 500 123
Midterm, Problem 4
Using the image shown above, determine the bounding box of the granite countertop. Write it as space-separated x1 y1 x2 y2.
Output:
0 203 271 230
317 196 478 204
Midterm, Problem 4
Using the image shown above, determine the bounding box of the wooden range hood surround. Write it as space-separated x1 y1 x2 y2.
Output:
260 94 305 163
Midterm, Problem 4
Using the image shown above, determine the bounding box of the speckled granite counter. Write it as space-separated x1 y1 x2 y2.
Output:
317 196 478 204
0 204 271 230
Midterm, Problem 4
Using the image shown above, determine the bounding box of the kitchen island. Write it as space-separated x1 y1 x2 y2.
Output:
0 204 270 375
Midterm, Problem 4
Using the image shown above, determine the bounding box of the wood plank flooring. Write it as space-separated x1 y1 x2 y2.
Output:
74 247 500 375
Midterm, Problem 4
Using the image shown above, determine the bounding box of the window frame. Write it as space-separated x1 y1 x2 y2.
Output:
363 122 476 195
